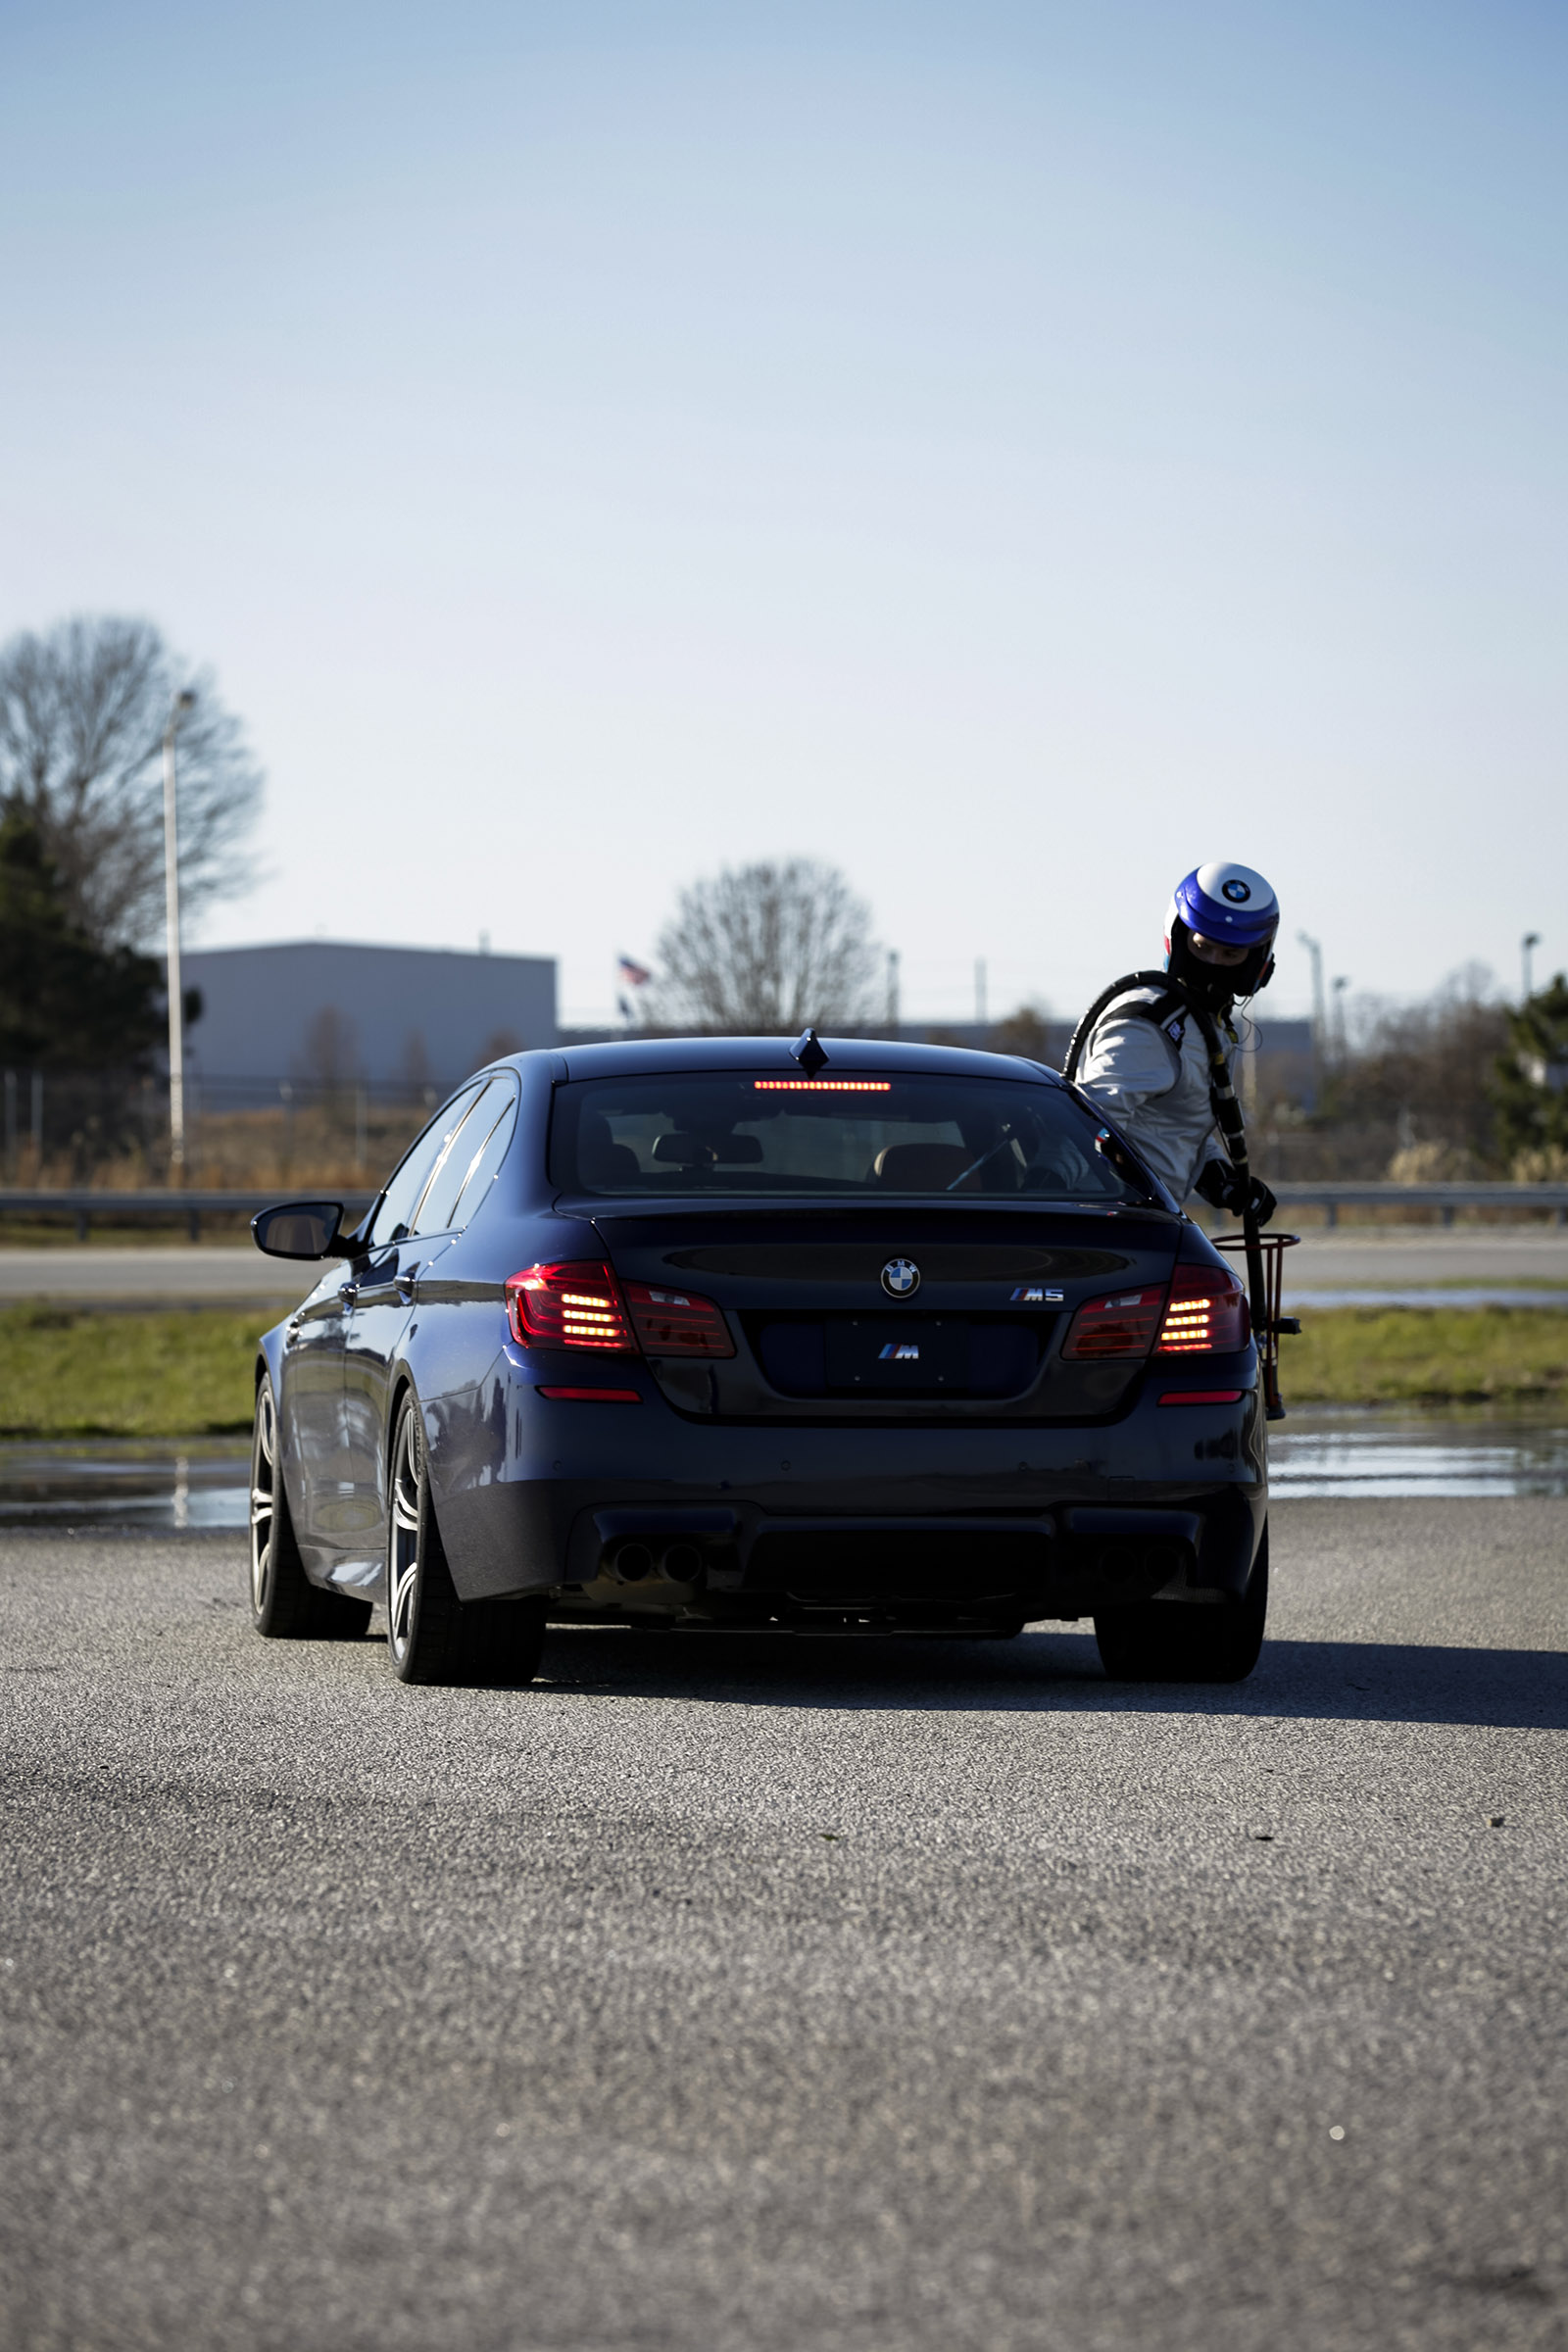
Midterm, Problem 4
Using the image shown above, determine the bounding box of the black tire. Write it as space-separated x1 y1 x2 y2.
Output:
251 1375 373 1641
1094 1529 1269 1685
384 1393 546 1688
251 1375 321 1638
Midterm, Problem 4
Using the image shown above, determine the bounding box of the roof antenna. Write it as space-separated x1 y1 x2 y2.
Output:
791 1027 828 1076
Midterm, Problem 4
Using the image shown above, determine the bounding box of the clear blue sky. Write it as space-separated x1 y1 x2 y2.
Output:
2 0 1564 1024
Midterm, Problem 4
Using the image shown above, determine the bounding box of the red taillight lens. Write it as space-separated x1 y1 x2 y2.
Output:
505 1262 635 1351
1061 1288 1166 1360
622 1282 735 1358
1155 1263 1250 1355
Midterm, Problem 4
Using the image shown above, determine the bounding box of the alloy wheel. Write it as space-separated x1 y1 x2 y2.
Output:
387 1402 422 1667
250 1379 279 1617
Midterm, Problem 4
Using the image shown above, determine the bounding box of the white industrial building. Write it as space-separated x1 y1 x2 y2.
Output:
179 940 557 1106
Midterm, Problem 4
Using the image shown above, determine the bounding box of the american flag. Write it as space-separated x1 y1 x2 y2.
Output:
617 955 652 988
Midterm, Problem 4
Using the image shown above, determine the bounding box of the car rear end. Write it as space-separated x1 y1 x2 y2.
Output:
436 1041 1266 1635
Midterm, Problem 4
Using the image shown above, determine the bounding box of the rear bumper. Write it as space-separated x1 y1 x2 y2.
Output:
430 1356 1268 1619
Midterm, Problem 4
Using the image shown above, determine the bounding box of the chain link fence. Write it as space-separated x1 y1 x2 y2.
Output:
0 1066 446 1193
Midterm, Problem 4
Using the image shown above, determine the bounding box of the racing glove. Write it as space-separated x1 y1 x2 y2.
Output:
1194 1159 1277 1226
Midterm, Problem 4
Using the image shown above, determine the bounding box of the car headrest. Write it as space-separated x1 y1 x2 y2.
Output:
579 1111 640 1186
872 1143 977 1191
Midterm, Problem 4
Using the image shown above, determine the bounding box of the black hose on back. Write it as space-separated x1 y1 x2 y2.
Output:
1062 970 1173 1088
1063 971 1279 1416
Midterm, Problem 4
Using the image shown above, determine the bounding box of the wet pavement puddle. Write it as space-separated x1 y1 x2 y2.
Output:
0 1442 249 1528
1267 1409 1568 1498
2 1410 1566 1527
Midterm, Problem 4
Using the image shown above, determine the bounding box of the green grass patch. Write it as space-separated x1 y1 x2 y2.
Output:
3 1299 1566 1436
0 1305 265 1437
1284 1305 1568 1405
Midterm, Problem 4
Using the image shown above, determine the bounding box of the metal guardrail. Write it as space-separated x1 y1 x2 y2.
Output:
0 1189 376 1242
2 1182 1566 1240
1272 1183 1568 1229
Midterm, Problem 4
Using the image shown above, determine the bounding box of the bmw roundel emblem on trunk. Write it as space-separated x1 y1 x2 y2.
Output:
881 1256 920 1298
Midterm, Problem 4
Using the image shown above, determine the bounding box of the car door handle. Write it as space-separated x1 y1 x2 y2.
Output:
338 1282 359 1306
395 1269 418 1301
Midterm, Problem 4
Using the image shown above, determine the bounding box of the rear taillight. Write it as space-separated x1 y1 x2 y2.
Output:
503 1264 735 1359
622 1283 735 1358
1061 1288 1166 1360
1155 1263 1250 1354
505 1262 635 1350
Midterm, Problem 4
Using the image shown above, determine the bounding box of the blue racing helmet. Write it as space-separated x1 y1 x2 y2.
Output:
1163 861 1279 1003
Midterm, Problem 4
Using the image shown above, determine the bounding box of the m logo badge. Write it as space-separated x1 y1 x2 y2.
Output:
880 1257 920 1298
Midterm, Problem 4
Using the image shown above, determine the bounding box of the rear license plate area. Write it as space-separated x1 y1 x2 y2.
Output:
823 1318 968 1393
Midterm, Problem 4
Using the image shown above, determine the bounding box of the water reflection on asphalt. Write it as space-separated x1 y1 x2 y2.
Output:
0 1442 249 1528
1269 1408 1568 1498
2 1409 1567 1528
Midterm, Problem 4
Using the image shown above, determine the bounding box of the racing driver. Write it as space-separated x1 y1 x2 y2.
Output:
1073 861 1281 1224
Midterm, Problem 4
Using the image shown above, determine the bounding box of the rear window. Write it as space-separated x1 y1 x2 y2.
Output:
549 1072 1151 1201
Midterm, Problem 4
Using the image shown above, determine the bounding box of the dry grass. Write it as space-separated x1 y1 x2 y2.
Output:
8 1100 432 1194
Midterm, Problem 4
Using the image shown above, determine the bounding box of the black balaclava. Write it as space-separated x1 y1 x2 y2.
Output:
1166 919 1275 1018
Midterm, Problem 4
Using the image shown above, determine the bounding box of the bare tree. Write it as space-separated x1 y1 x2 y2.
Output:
990 1003 1054 1061
0 615 264 950
1334 965 1509 1166
303 1005 360 1093
399 1029 432 1102
651 858 883 1035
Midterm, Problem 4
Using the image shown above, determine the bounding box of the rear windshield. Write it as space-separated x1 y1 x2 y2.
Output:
550 1072 1152 1201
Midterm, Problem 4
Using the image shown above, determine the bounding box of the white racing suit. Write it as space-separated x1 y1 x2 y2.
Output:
1075 985 1239 1205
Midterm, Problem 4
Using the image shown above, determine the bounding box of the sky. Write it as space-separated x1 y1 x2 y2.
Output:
2 0 1564 1028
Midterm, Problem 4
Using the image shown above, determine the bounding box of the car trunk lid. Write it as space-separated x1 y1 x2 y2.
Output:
589 1202 1183 1421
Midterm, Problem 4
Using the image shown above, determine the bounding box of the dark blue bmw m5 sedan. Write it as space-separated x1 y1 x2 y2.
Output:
247 1034 1269 1687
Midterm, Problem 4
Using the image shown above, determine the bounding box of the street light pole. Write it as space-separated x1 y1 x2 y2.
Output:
1522 932 1542 1003
1297 930 1326 1108
163 689 196 1176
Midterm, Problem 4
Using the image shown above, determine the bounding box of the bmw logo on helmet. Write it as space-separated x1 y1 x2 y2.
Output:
881 1257 920 1298
1168 860 1281 949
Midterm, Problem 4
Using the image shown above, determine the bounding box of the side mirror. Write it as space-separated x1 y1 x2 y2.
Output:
251 1200 347 1260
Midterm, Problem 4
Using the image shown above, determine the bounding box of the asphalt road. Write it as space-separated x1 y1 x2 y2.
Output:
0 1244 311 1303
2 1227 1566 1304
1279 1228 1568 1290
3 1500 1565 2352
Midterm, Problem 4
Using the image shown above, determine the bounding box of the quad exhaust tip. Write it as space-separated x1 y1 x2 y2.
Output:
608 1539 704 1586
